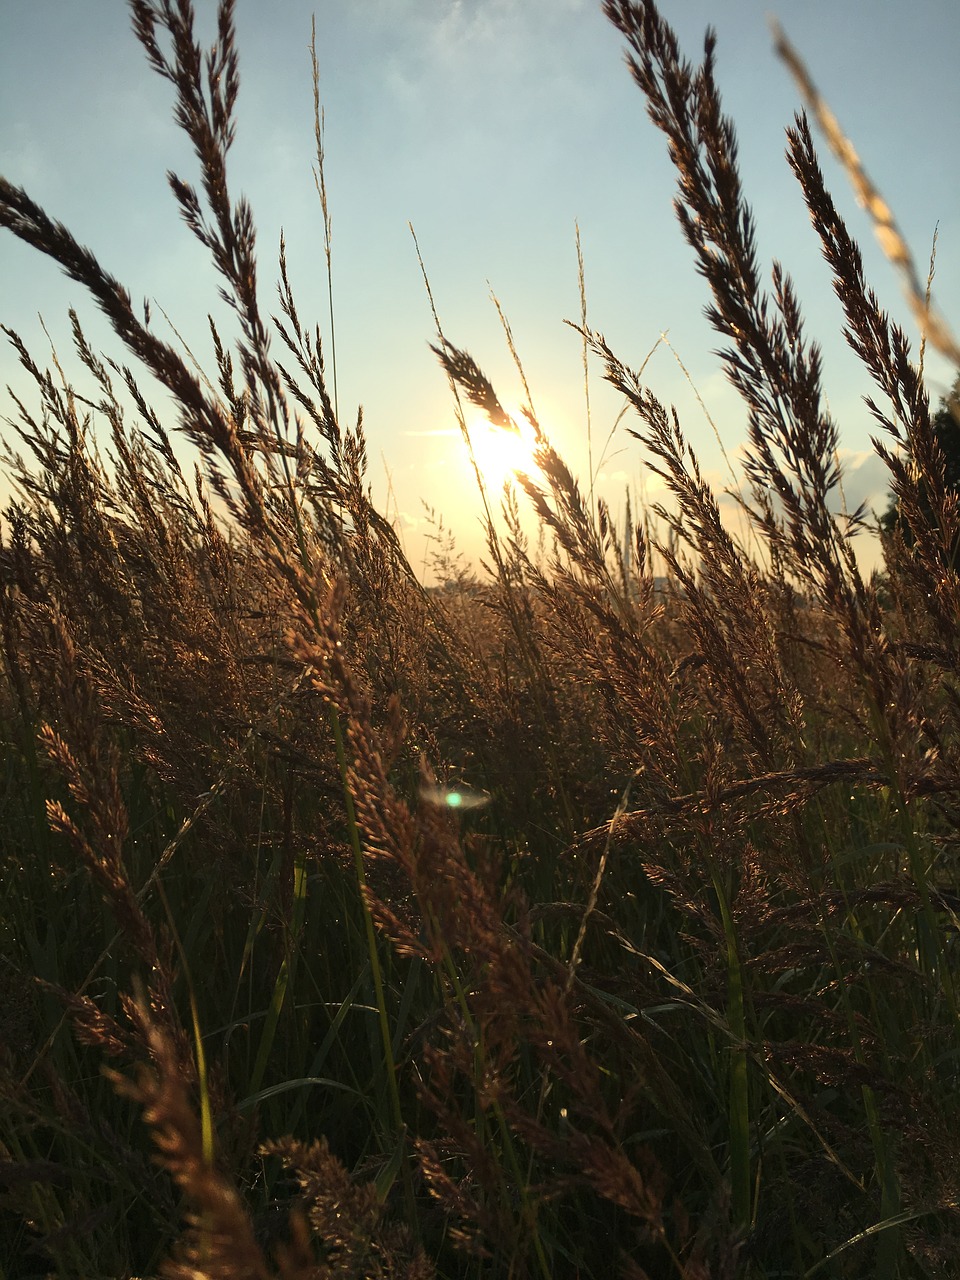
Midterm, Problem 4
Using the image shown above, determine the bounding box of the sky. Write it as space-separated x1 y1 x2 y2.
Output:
2 0 958 579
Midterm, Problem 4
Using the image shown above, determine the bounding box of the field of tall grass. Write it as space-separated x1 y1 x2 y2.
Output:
2 1 960 1276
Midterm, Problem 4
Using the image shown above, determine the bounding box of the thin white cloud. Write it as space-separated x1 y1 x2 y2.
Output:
380 0 591 109
0 124 53 189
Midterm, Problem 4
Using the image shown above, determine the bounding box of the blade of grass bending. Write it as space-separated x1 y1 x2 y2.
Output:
327 701 416 1224
575 221 594 510
288 968 368 1133
248 843 309 1097
802 1209 933 1279
392 953 423 1061
713 874 751 1233
311 17 337 422
154 881 215 1170
230 840 282 1075
428 907 553 1280
236 1076 361 1111
808 799 902 1276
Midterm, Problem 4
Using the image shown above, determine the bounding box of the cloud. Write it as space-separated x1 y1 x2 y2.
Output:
0 124 54 190
380 0 590 112
429 0 555 64
833 447 893 517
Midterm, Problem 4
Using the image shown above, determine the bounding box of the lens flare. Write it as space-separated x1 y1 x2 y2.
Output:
419 783 491 811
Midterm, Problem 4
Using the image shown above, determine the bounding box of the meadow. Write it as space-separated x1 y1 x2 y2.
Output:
2 1 960 1276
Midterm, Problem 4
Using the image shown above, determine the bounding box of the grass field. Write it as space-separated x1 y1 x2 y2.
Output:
2 1 960 1276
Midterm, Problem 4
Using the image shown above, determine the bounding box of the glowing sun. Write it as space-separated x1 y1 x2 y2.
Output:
464 413 541 491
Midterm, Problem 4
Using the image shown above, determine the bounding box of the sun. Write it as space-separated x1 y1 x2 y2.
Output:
463 412 541 492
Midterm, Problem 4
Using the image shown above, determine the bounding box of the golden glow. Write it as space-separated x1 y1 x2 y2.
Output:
463 412 541 492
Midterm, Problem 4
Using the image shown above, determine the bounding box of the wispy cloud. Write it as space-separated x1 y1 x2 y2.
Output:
380 0 591 111
0 125 54 190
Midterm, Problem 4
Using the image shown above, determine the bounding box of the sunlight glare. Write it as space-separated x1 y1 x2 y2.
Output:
464 412 541 492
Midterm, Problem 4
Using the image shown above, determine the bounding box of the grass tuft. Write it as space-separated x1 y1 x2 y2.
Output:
2 1 959 1275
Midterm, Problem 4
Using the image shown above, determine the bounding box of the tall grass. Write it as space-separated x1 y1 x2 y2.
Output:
2 1 959 1276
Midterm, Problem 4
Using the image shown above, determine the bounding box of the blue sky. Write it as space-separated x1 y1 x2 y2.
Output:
2 0 958 576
